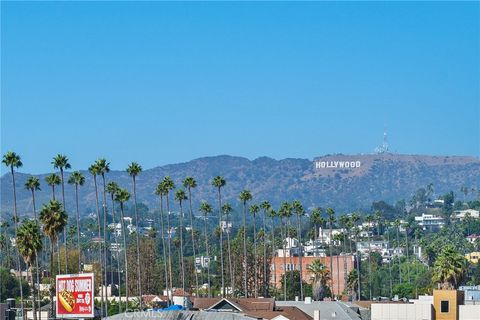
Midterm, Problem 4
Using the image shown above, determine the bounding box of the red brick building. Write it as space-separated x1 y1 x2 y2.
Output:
270 255 355 297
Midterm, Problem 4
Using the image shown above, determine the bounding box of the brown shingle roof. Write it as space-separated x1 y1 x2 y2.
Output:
193 297 275 311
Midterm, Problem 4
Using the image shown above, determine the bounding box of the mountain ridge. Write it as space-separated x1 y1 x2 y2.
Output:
1 153 479 216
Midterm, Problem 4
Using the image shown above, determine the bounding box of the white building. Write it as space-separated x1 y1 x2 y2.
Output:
454 209 480 220
415 213 445 230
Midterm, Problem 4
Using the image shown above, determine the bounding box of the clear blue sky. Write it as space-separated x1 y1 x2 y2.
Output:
1 1 479 174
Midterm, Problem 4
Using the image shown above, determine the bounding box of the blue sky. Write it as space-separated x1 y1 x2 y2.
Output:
1 1 479 174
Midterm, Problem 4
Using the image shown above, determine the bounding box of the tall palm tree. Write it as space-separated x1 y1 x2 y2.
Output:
351 212 361 300
154 183 170 302
67 171 85 272
292 200 305 301
393 218 402 284
221 202 234 297
39 199 68 318
17 220 43 320
249 204 260 297
339 214 350 297
24 176 42 318
45 173 61 200
106 181 121 313
238 190 252 297
278 201 292 301
2 151 25 317
96 158 111 314
260 201 271 297
402 221 411 283
161 177 175 295
326 208 336 297
199 202 213 297
365 214 374 300
182 177 199 297
126 162 142 309
88 163 104 314
115 188 131 310
307 259 331 301
267 209 277 298
211 176 226 297
174 189 187 302
52 154 71 273
309 208 322 241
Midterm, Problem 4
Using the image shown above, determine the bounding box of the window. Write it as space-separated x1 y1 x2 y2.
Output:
441 300 449 313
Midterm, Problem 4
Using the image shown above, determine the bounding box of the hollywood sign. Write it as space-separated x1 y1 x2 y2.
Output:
315 160 361 169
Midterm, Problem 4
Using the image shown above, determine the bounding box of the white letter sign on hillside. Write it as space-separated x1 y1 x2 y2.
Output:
314 160 361 169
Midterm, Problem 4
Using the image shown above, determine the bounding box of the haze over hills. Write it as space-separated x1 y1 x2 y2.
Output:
1 153 479 217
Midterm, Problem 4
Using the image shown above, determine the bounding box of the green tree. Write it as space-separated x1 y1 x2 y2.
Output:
433 244 467 289
326 208 336 296
249 203 260 297
67 171 85 272
17 219 43 320
39 200 68 318
154 182 170 302
278 201 292 301
260 200 271 297
239 189 252 297
182 177 199 297
106 181 121 313
174 189 187 301
115 188 131 309
292 200 305 300
222 202 234 296
161 176 175 294
2 151 25 315
126 161 142 309
212 176 226 297
199 202 213 297
307 259 331 301
45 173 61 201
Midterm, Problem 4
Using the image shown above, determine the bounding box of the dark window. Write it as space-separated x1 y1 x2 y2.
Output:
441 300 449 313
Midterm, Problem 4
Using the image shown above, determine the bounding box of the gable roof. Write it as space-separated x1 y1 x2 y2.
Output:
208 298 243 312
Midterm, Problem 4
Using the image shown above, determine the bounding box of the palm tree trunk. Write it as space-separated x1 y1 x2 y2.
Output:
10 167 25 319
179 202 186 306
355 233 361 301
297 214 304 301
49 241 54 319
92 175 104 316
368 230 372 300
343 232 347 299
187 189 199 298
270 217 276 298
226 214 234 297
329 222 333 298
60 169 68 274
75 184 81 273
203 213 211 297
253 213 258 298
263 212 268 297
101 175 109 316
405 228 410 283
165 195 173 300
387 230 393 298
217 189 225 297
131 176 143 309
31 189 41 320
283 218 287 301
159 196 170 304
29 262 37 320
119 203 129 310
242 203 247 298
110 195 121 314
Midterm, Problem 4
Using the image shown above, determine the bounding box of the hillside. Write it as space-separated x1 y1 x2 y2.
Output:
1 153 479 217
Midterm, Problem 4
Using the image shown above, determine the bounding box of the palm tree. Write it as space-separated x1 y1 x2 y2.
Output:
24 176 42 318
96 158 111 314
67 171 85 272
249 204 260 297
239 189 252 297
2 151 25 316
154 183 170 302
174 189 187 303
307 259 331 301
221 202 234 296
339 214 350 297
393 218 402 284
267 209 278 298
433 244 467 289
350 212 361 300
17 220 43 320
115 188 131 310
292 200 305 300
309 208 322 241
326 208 336 297
260 201 271 297
88 163 104 314
278 201 292 301
52 154 71 273
45 173 61 200
106 181 121 313
161 177 175 295
126 161 142 308
365 214 374 300
211 176 226 297
182 177 199 297
199 202 213 297
39 199 68 318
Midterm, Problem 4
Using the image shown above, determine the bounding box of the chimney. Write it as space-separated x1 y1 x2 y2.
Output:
314 310 320 320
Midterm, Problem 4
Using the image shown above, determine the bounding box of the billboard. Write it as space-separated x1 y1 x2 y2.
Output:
56 273 95 318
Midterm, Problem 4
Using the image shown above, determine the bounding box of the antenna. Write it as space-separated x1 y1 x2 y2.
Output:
374 127 389 154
